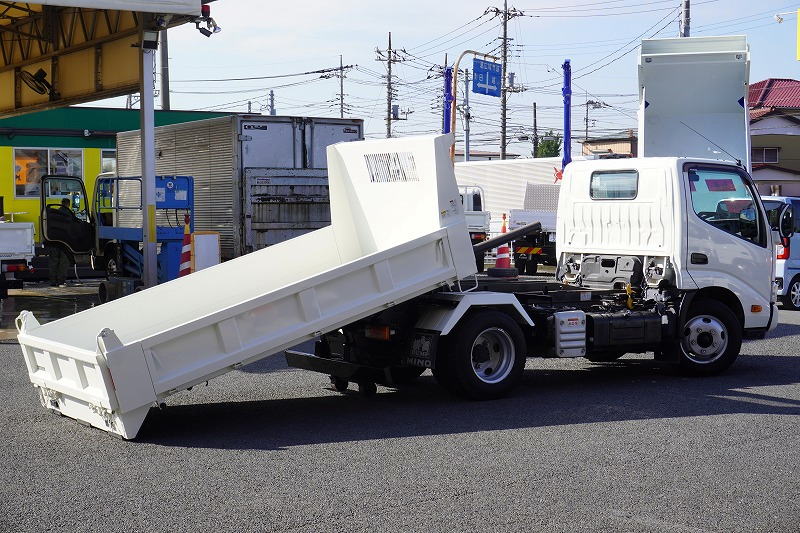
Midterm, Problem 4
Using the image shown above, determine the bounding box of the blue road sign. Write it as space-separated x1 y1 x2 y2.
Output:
472 58 502 97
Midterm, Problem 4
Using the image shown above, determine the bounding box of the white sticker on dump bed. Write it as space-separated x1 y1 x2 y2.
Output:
364 152 419 183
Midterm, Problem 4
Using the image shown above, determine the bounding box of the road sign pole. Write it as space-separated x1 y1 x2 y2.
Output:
450 50 500 161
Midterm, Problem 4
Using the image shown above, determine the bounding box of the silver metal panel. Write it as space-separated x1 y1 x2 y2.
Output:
240 118 302 169
304 118 364 168
117 116 239 258
523 182 560 211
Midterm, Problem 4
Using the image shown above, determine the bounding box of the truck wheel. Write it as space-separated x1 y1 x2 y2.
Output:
781 276 800 311
329 376 349 392
676 299 742 375
525 258 539 276
439 311 526 399
515 258 527 276
388 366 425 385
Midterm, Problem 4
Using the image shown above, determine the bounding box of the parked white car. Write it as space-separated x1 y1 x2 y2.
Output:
762 196 800 310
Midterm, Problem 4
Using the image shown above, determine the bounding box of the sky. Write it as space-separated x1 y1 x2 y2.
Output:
97 0 800 157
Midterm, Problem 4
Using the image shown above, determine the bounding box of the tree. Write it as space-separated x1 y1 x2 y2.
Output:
536 130 562 158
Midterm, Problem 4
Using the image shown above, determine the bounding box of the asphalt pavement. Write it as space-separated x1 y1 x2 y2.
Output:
1 298 799 532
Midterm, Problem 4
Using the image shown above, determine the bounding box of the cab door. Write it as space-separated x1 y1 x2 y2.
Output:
40 175 95 255
683 164 773 328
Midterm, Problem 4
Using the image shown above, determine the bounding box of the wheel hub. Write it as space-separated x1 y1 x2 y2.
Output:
682 315 728 364
471 327 515 384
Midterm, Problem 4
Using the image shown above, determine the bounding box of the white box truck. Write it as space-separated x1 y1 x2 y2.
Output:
116 114 364 259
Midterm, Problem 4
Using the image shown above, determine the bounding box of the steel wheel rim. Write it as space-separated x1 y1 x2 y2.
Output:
681 314 728 364
791 281 800 308
470 327 515 384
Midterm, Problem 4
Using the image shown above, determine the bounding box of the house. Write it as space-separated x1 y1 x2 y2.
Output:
579 129 637 158
749 78 800 196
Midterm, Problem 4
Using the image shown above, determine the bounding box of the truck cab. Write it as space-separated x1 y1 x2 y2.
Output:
761 195 800 310
557 157 785 338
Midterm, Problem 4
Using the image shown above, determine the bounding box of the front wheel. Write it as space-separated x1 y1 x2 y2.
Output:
781 276 800 311
436 310 526 399
525 257 539 276
674 299 742 376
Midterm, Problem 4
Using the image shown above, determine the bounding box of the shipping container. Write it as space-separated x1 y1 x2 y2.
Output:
116 115 364 258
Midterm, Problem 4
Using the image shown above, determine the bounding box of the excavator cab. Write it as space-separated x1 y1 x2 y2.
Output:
40 175 95 257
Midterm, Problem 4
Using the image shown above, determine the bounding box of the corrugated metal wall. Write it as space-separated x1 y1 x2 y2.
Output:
454 157 571 233
117 116 239 258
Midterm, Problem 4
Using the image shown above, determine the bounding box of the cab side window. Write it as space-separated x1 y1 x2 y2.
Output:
687 168 764 246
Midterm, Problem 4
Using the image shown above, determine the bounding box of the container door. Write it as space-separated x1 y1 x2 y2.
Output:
243 169 330 251
40 175 95 254
240 119 302 169
684 165 773 324
304 119 363 169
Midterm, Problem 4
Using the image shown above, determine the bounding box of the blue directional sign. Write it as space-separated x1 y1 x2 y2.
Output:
472 58 502 97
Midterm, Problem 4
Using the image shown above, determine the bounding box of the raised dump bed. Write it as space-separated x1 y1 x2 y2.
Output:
16 134 476 439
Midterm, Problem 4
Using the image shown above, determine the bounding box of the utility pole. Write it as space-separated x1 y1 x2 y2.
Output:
584 98 604 151
160 30 170 110
464 68 471 161
269 90 276 115
247 101 252 113
339 54 345 118
680 0 690 37
375 32 401 138
500 0 508 159
532 102 538 157
489 1 522 159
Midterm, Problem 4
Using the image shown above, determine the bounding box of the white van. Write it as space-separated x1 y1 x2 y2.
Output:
762 196 800 310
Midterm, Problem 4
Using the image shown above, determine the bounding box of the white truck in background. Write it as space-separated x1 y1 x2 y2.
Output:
455 157 569 275
0 222 34 297
458 185 490 272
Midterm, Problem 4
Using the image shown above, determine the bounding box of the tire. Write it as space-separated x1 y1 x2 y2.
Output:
781 276 800 311
329 376 349 392
437 310 526 399
388 366 425 385
674 299 742 376
104 245 121 276
525 258 539 276
515 257 527 276
585 351 625 362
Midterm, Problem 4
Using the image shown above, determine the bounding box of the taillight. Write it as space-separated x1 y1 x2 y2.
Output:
1 263 27 272
777 238 790 260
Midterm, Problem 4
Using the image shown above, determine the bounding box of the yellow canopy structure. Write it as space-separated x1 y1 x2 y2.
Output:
0 1 202 117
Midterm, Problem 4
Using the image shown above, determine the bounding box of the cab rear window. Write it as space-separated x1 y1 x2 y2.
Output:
590 170 638 199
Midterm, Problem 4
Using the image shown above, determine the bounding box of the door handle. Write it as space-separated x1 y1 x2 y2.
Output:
690 252 708 265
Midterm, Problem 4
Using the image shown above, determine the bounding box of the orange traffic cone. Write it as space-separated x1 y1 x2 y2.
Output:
487 213 518 278
179 214 192 277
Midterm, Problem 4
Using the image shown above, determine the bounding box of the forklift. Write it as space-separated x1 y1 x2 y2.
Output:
40 174 194 302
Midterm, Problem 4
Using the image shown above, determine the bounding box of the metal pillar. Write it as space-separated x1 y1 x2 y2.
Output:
500 0 508 159
160 29 170 110
140 40 157 288
464 69 471 161
442 66 453 133
562 59 572 169
533 102 538 157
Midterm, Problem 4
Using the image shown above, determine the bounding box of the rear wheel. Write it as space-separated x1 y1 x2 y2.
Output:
781 276 800 311
437 311 526 399
525 257 539 276
675 299 741 375
475 252 485 273
515 257 527 276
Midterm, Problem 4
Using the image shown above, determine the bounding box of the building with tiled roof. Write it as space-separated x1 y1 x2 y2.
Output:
748 78 800 196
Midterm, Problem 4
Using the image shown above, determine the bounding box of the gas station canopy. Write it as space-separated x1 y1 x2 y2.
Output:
0 1 203 117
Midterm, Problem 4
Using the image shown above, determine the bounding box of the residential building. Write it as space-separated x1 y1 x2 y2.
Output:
749 78 800 196
579 129 637 158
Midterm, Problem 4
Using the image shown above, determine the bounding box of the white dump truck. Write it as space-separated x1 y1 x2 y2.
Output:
16 133 788 439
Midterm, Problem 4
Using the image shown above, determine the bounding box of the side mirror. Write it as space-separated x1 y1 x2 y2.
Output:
779 204 794 239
